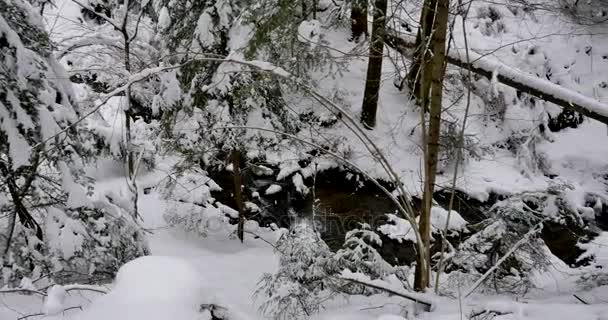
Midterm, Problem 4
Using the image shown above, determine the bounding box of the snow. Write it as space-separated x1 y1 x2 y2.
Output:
43 285 67 315
292 173 310 195
3 1 608 319
195 11 215 48
297 19 321 49
376 315 406 320
78 256 210 320
158 7 171 31
379 207 467 242
430 206 468 232
265 184 282 195
451 46 608 120
378 213 416 243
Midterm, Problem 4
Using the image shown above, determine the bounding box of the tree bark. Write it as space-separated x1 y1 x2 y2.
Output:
411 0 450 292
350 0 368 42
231 150 245 242
360 0 387 129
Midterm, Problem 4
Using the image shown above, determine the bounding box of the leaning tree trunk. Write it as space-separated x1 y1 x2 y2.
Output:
360 0 388 129
350 0 368 41
411 0 450 292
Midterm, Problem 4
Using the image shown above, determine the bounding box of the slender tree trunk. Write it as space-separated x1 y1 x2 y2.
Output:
412 0 450 292
123 34 134 178
360 0 387 129
302 0 308 20
232 150 245 242
350 0 368 42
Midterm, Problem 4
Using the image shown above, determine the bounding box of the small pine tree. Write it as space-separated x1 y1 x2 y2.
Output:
445 192 581 294
335 224 392 276
255 221 335 319
332 223 394 294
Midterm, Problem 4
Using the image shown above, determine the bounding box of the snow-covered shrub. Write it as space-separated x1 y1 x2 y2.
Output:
3 200 149 286
256 221 337 319
157 169 230 237
0 0 148 286
332 224 393 294
444 192 583 295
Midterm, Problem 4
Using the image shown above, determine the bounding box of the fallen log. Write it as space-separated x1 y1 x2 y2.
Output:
384 29 608 125
335 273 433 311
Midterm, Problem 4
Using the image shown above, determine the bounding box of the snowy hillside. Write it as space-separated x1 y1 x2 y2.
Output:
1 0 608 319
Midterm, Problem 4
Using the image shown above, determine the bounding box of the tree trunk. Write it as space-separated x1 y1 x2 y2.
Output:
302 0 308 20
232 150 245 242
412 0 450 292
360 0 387 129
408 0 435 105
350 0 368 42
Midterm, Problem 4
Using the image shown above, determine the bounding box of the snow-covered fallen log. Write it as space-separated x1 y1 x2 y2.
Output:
338 271 433 311
385 29 608 125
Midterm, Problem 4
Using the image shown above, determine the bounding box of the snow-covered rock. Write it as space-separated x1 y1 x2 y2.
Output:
79 256 209 320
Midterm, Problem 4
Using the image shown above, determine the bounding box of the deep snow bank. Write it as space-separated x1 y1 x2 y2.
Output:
78 256 209 320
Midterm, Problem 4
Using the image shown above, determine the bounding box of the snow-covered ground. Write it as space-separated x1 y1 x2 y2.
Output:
2 0 608 319
2 173 607 319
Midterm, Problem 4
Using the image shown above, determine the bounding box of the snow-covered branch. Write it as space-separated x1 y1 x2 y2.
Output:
385 29 608 125
337 271 433 310
62 284 109 295
56 34 124 59
0 288 46 296
37 62 192 148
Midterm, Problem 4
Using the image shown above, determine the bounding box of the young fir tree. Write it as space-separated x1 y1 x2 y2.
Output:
256 222 336 319
446 192 582 294
332 223 393 294
0 0 148 286
334 223 393 279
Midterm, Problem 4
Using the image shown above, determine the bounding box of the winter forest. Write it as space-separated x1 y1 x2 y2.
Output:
1 0 608 318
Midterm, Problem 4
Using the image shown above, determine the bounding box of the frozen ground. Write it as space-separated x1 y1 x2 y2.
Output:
1 0 607 319
1 173 607 319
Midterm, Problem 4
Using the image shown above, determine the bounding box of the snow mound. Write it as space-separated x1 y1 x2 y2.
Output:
430 206 468 232
297 19 321 49
79 256 208 320
376 315 406 320
112 256 205 304
379 207 468 242
265 184 282 195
